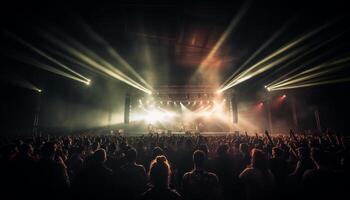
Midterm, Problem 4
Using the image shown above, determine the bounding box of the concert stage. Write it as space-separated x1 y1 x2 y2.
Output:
122 85 238 133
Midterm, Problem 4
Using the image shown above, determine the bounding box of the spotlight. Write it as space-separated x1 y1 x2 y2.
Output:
38 89 42 93
256 102 264 111
277 94 287 103
264 85 267 89
86 79 91 85
267 87 271 92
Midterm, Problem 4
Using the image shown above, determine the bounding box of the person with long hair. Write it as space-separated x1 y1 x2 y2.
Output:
142 155 182 200
239 148 275 200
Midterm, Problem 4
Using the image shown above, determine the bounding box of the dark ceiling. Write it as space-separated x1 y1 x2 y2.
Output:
1 0 349 86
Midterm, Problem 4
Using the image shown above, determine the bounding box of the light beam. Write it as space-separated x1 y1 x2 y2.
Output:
4 31 90 83
40 31 152 94
219 22 332 92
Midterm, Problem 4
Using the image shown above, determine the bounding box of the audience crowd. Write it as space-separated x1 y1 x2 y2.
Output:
0 131 349 200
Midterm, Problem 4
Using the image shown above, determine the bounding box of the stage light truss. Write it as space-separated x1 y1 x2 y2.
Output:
133 97 228 124
131 85 232 125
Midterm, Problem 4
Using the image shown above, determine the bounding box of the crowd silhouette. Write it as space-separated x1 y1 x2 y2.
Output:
0 130 349 200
